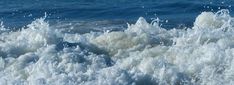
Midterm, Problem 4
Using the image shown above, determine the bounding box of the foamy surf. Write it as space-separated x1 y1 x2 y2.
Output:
0 9 234 85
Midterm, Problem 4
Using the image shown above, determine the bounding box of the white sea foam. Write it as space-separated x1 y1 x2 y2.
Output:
1 9 234 85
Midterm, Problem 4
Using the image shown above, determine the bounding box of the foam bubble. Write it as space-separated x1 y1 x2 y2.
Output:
194 12 223 28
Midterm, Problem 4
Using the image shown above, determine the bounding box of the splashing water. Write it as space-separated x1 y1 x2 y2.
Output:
1 9 234 85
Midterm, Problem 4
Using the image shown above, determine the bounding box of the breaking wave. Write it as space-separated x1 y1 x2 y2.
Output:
1 9 234 85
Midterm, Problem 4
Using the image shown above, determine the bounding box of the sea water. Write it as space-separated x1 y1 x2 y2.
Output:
0 0 234 85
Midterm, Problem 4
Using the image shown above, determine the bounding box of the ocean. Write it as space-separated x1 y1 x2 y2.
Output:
0 0 234 85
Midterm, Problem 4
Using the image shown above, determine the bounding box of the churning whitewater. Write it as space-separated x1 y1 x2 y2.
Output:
1 9 234 85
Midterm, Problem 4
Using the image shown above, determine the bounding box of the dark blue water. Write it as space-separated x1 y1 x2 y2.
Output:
0 0 233 28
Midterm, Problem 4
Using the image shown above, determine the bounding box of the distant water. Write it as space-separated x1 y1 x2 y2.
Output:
0 0 233 28
1 0 234 85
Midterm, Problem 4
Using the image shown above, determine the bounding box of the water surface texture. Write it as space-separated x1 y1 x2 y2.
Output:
1 0 234 85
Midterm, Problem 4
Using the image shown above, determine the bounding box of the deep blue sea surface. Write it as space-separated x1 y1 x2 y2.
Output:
1 0 234 85
0 0 233 28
